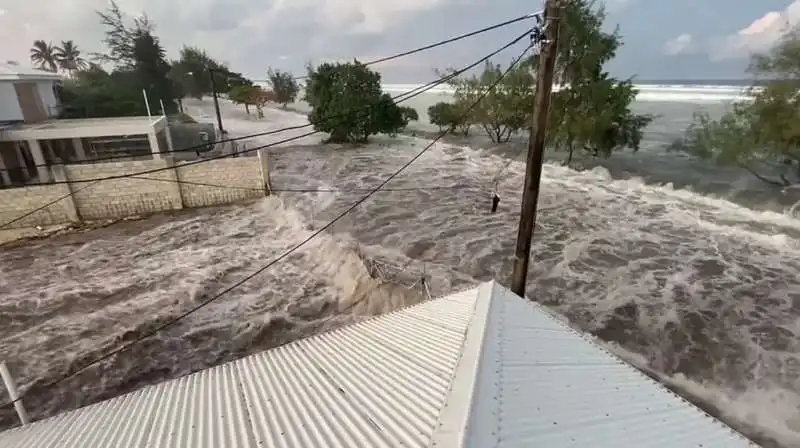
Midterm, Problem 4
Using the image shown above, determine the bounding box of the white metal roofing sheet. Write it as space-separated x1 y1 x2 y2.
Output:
0 286 480 448
457 283 757 447
0 281 758 447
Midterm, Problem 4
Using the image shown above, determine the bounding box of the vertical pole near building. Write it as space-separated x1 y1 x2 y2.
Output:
142 89 152 119
0 362 30 425
510 0 561 298
209 68 225 135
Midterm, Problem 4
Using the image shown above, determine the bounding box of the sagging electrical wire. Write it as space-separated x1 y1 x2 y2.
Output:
0 35 535 412
0 27 533 230
2 13 540 171
488 20 560 214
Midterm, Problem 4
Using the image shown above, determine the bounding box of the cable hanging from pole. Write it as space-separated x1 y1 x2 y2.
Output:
0 13 542 172
0 25 536 230
486 12 553 214
0 31 536 413
510 0 562 297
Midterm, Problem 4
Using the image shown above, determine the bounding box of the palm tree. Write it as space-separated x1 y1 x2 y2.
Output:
30 40 58 72
54 40 88 75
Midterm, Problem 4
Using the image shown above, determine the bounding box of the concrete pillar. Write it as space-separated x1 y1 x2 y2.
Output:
50 164 80 223
72 138 86 160
147 132 162 159
12 142 28 178
0 148 11 186
43 140 57 162
164 156 184 210
27 140 50 183
164 126 175 155
257 149 271 196
57 139 66 160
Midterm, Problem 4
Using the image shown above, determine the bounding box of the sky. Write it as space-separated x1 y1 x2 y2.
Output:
0 0 798 83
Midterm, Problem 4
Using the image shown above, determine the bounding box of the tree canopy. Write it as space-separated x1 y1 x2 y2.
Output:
53 40 89 74
545 0 652 164
267 69 300 107
428 101 471 135
59 67 148 118
464 61 534 143
430 0 651 161
305 61 415 143
30 40 58 72
52 1 259 119
57 0 178 116
674 27 800 187
168 46 251 99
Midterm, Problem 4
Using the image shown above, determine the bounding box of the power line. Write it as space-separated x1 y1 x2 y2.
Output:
127 175 468 193
0 36 534 412
0 27 532 230
0 13 539 171
38 29 529 187
257 12 539 82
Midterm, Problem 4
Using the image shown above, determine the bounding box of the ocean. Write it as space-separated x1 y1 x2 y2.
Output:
0 83 798 447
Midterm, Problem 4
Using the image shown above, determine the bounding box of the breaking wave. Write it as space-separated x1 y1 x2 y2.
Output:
0 98 798 448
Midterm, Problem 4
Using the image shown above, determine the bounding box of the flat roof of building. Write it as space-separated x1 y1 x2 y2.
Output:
0 116 167 141
0 281 756 447
0 62 62 82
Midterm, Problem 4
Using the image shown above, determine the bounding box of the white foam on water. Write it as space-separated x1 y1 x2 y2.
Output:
382 83 753 102
1 99 798 447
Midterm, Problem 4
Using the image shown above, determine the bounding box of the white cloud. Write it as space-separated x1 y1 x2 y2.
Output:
663 33 694 55
0 0 447 77
711 1 800 60
309 0 447 34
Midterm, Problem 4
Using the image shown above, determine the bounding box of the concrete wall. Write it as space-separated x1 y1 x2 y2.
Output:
0 80 58 122
0 182 74 228
0 150 270 229
36 81 59 118
169 122 216 156
177 157 263 207
0 82 23 121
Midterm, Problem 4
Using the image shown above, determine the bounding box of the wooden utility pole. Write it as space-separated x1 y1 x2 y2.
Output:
209 68 225 135
510 0 561 297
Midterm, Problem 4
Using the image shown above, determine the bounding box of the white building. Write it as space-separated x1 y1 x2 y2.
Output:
0 62 173 187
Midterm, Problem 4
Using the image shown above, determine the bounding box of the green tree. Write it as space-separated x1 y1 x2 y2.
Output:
169 46 235 99
305 61 409 143
544 0 653 165
400 106 419 123
224 71 253 91
435 0 651 157
267 68 300 107
170 47 211 99
675 28 800 187
371 94 413 136
428 101 473 135
428 102 455 132
59 68 147 118
30 40 58 72
94 1 177 114
94 1 152 68
53 40 88 74
132 31 177 113
229 84 258 114
446 60 534 143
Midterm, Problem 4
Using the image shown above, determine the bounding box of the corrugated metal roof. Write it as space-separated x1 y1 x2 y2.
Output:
0 281 757 447
450 284 756 447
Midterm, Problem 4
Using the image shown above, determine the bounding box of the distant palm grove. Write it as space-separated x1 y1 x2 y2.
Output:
29 40 89 74
23 1 292 121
